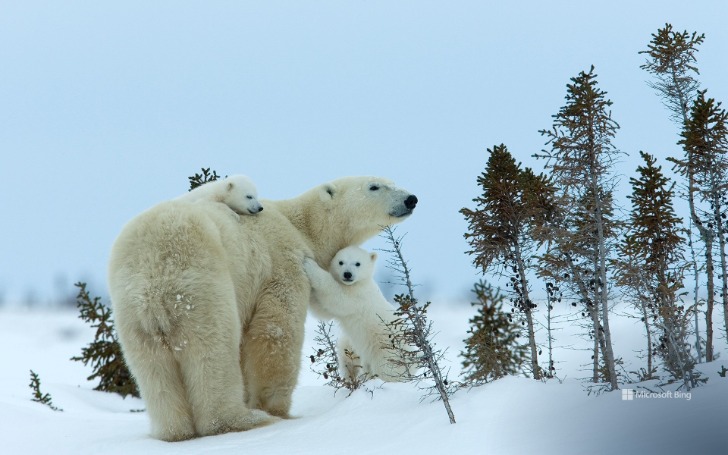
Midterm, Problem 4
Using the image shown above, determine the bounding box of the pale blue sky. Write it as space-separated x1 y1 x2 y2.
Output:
2 1 727 305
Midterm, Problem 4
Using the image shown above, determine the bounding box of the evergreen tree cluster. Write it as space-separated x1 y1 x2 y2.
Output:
460 23 726 391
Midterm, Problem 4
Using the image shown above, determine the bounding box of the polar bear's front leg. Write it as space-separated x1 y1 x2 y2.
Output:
303 257 334 290
303 258 354 318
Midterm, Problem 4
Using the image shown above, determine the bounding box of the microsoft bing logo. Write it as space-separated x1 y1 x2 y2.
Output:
621 389 635 401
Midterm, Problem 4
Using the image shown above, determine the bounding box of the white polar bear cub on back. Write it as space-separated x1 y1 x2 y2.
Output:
177 174 263 215
305 246 408 382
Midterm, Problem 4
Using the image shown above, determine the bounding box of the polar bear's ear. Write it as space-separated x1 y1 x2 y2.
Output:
226 182 235 193
320 183 336 201
370 252 378 263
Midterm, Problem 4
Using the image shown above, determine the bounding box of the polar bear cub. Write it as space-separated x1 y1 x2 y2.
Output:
177 174 263 215
304 246 408 382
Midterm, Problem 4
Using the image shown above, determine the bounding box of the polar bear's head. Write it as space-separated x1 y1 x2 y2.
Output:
314 176 418 246
222 175 264 215
329 246 377 286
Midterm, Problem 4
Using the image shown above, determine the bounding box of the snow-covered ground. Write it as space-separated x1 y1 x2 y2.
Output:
2 303 726 455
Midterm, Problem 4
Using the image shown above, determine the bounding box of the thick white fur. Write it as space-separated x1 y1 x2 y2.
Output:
305 246 408 382
108 177 417 441
176 174 264 215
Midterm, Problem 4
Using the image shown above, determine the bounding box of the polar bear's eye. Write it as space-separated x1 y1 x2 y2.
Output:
369 184 380 191
246 195 253 200
339 261 344 266
355 262 361 267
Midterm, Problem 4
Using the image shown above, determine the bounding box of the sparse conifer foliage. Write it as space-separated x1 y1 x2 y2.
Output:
381 226 456 424
71 282 139 398
188 167 221 191
29 370 62 412
640 24 704 124
461 280 527 384
309 321 371 394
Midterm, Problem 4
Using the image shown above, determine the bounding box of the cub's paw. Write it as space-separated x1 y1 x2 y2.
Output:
303 257 327 281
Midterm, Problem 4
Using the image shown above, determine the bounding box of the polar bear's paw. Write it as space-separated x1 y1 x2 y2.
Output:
237 408 281 430
198 408 279 437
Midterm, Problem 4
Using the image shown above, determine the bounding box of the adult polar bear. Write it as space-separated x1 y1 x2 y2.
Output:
107 176 417 441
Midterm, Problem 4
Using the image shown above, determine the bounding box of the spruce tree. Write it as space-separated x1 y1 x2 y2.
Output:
71 282 139 398
535 66 621 390
641 23 706 362
461 144 556 379
461 280 527 384
679 91 728 347
615 151 696 387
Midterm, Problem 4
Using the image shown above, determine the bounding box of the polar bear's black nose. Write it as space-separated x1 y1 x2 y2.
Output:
404 195 418 210
343 272 352 281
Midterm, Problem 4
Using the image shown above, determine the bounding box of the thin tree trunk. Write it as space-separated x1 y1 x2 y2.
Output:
686 147 712 361
689 175 712 362
523 307 539 380
546 285 555 377
714 195 728 343
639 297 653 378
598 259 618 390
515 248 540 379
689 217 703 363
563 252 601 383
592 174 618 390
694 306 702 363
704 234 715 362
591 305 601 383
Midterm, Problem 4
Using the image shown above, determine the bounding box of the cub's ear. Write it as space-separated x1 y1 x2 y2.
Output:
370 252 378 262
320 183 336 201
226 182 235 193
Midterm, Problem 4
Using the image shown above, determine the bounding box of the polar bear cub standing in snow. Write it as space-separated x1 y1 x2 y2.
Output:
304 245 409 382
177 174 264 215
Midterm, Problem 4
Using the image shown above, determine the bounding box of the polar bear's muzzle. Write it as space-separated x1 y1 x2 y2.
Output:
390 194 418 218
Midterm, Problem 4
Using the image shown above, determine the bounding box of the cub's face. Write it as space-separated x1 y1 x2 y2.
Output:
329 246 377 286
226 176 264 215
234 187 264 215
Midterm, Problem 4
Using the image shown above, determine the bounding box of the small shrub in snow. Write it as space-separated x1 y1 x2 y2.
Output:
309 321 372 395
29 370 62 412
